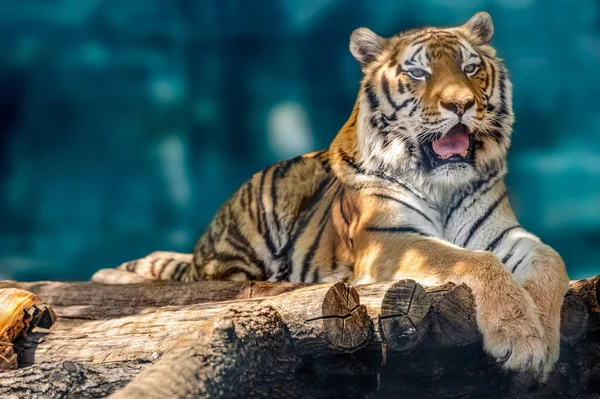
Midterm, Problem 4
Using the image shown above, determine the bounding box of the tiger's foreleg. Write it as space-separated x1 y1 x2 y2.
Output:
351 231 549 379
509 241 569 380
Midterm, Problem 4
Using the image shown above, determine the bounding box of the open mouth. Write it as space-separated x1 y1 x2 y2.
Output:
422 123 475 170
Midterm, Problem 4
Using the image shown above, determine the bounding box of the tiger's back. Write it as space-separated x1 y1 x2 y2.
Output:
191 150 352 283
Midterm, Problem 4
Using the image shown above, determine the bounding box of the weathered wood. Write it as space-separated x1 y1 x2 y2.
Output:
427 283 481 347
0 288 56 371
1 278 596 367
378 280 431 352
560 294 589 344
0 360 149 398
7 282 370 367
111 282 374 399
0 280 309 319
0 276 597 398
319 282 371 350
569 275 600 331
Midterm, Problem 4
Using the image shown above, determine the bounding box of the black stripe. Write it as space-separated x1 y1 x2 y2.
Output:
488 61 496 98
312 268 320 283
497 70 508 116
412 36 432 46
246 180 255 222
275 258 293 282
444 171 500 227
226 224 269 279
511 255 526 274
397 79 405 94
270 163 293 247
373 193 435 226
407 31 429 42
409 45 424 63
301 185 340 282
381 75 405 111
396 64 405 76
462 191 508 247
482 58 490 92
486 225 521 252
172 262 188 281
339 150 365 175
256 170 267 235
502 238 522 264
257 167 277 256
331 245 338 271
408 101 419 117
395 98 411 111
239 185 247 211
364 83 379 111
149 258 158 277
364 226 427 236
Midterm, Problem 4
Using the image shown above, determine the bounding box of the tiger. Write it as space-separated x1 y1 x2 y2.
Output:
95 12 569 381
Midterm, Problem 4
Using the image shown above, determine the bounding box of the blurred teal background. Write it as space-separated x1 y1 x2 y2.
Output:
0 0 598 281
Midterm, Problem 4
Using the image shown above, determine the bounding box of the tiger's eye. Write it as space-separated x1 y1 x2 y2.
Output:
464 64 478 74
408 68 427 79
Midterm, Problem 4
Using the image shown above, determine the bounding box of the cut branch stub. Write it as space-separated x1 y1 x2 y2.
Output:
320 282 371 351
379 279 431 352
430 283 480 347
0 288 56 371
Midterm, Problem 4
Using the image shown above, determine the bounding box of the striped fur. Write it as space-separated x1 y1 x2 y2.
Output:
104 13 568 381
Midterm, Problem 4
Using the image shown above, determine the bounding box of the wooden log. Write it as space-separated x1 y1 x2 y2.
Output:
6 282 370 367
0 361 149 398
0 288 56 371
0 277 595 367
317 282 371 350
0 276 597 398
427 283 481 347
111 282 374 399
378 279 432 352
0 280 309 319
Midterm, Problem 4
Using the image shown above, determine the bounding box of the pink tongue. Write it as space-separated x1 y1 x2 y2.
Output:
432 129 469 158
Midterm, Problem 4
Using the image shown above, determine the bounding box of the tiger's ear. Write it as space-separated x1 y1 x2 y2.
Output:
461 12 494 45
350 28 386 70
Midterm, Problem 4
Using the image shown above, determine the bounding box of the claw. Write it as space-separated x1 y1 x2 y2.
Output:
498 348 512 364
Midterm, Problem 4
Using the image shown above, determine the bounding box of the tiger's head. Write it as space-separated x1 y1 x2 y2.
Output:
333 12 513 190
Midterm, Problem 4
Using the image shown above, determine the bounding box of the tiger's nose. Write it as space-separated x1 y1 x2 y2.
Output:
440 97 475 117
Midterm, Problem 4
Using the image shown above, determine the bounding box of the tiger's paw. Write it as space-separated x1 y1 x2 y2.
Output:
477 291 549 379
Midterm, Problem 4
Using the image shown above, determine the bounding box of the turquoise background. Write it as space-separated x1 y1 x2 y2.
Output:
0 0 598 281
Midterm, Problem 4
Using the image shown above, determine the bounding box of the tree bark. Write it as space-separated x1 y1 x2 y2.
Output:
0 276 597 399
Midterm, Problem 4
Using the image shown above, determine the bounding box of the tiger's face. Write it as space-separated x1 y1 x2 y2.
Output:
350 12 513 188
